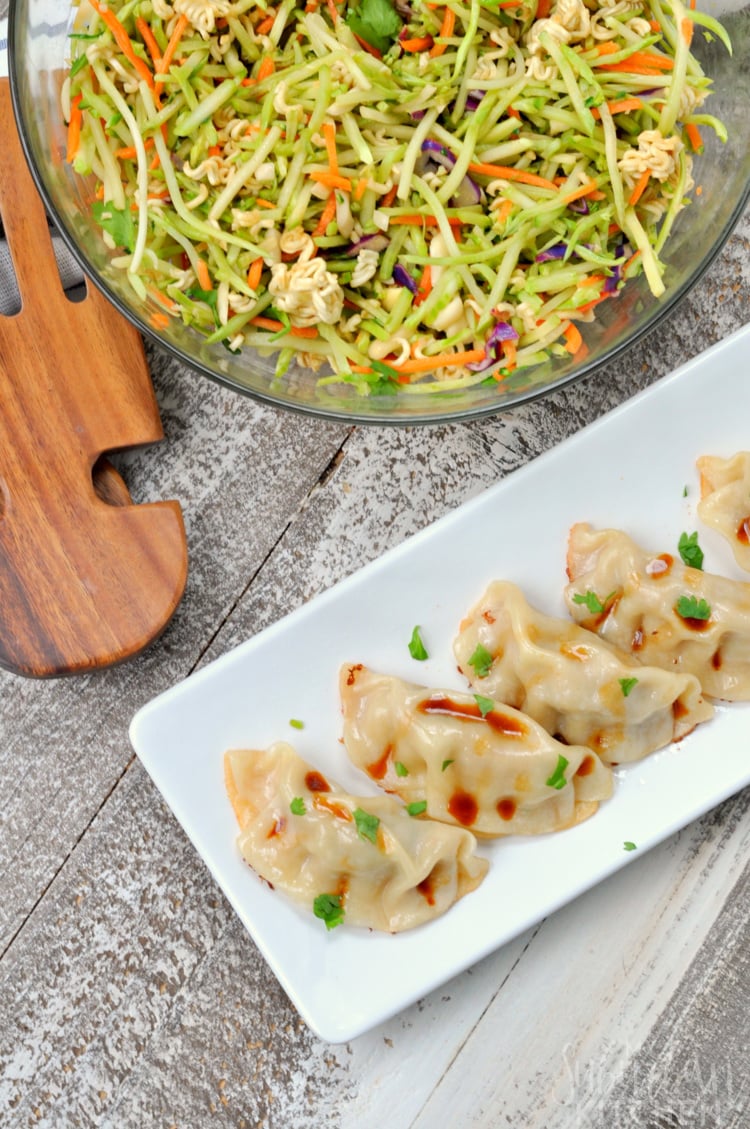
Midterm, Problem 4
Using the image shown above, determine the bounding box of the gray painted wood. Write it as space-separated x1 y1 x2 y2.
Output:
0 34 749 1117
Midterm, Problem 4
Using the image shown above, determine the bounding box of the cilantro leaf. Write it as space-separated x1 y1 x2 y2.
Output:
474 694 494 717
408 625 429 661
354 807 380 844
290 796 306 816
467 643 493 678
346 0 402 54
675 595 711 621
92 201 135 252
572 589 615 615
623 841 637 852
678 531 704 570
313 893 345 930
619 677 638 698
395 761 409 777
545 754 569 791
406 800 427 816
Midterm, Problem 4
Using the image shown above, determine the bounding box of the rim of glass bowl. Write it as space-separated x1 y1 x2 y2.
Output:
8 2 750 425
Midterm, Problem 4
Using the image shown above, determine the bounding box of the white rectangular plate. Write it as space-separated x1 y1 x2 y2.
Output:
131 323 750 1044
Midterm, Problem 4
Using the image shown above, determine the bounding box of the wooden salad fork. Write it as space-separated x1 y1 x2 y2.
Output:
0 78 187 677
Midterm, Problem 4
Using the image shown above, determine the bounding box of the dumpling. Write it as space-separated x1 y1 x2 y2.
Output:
565 523 750 700
453 580 713 765
224 742 488 933
340 664 613 837
697 452 750 573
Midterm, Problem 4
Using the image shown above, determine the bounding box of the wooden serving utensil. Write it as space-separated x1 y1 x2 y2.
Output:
0 78 188 677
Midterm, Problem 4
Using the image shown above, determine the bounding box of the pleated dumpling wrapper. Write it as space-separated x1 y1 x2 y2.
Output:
340 664 612 837
565 524 750 701
697 452 750 574
454 580 713 765
224 743 488 933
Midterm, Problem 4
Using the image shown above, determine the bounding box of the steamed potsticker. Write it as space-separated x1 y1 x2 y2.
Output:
565 523 750 700
340 664 613 837
224 743 487 933
697 452 750 573
454 581 713 765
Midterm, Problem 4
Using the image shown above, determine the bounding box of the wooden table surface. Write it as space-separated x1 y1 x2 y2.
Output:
1 119 749 1128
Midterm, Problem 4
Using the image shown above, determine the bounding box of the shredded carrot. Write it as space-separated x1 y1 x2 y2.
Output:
309 171 352 191
596 42 620 55
66 93 83 164
600 51 674 72
326 0 339 21
577 294 611 314
256 15 275 33
536 0 551 16
468 162 558 191
563 323 584 355
291 326 319 338
502 339 517 370
257 56 276 82
591 97 644 118
507 106 521 120
415 265 432 306
576 273 606 289
322 121 339 176
395 348 486 374
150 311 171 331
255 197 277 208
430 7 456 57
649 19 661 31
207 145 222 157
247 257 264 290
628 168 651 206
155 13 189 94
400 35 434 52
148 286 177 312
90 0 155 88
354 178 370 201
314 190 338 236
135 16 163 66
195 259 212 290
381 185 398 208
685 122 703 153
682 17 694 45
563 178 602 205
387 214 464 228
352 32 382 58
493 199 514 225
250 316 285 331
623 249 643 274
149 149 161 171
115 138 155 159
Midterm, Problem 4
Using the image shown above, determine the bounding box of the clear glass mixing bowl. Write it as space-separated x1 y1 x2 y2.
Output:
8 0 750 423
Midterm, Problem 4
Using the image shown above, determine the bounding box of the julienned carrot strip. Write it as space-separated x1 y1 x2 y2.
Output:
400 36 434 52
136 16 162 66
576 273 605 289
314 190 338 236
536 0 551 16
381 185 398 207
430 7 456 57
247 257 264 290
255 197 277 208
507 106 521 120
596 41 619 55
563 179 601 205
249 316 318 338
354 178 369 201
502 339 517 369
66 93 83 164
291 326 319 338
148 286 177 312
650 19 661 31
155 13 189 93
150 312 171 330
682 17 694 45
256 15 275 34
577 294 610 314
591 97 644 118
326 0 340 22
396 348 486 374
387 214 464 227
322 121 339 176
309 171 352 191
685 122 703 153
628 168 651 206
195 259 212 291
257 56 276 82
116 138 155 159
415 265 432 305
600 51 674 71
89 0 154 88
563 323 583 355
493 199 514 225
468 162 558 191
352 32 382 58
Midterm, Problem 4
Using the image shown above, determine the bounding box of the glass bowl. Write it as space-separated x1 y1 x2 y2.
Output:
8 0 750 424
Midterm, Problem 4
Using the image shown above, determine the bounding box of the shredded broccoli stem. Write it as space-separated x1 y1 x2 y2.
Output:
65 0 730 396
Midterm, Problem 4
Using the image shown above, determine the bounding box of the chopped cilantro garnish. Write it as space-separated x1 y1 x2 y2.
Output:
289 718 304 730
92 201 134 253
572 589 615 615
619 677 638 698
683 485 689 498
545 754 569 791
441 759 454 772
408 625 429 661
678 531 704 570
313 893 345 930
290 796 306 816
406 800 427 816
395 761 409 777
474 694 494 717
623 841 637 852
346 0 401 54
675 595 711 621
467 643 493 678
354 807 380 844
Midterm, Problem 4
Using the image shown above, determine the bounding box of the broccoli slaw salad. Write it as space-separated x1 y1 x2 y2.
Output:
62 0 730 397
